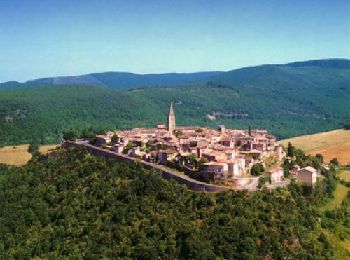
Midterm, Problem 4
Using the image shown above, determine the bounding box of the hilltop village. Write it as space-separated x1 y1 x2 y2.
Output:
88 103 318 189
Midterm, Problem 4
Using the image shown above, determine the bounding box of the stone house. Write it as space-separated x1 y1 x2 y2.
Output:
268 167 284 183
297 166 317 186
111 144 124 153
158 150 178 165
201 162 228 181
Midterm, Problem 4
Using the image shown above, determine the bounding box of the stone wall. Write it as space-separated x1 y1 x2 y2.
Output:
63 141 230 193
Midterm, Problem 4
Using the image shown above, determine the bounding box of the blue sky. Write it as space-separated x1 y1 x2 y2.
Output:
0 0 349 82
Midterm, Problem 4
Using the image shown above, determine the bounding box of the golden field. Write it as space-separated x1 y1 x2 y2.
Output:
39 144 59 154
0 144 32 166
339 169 350 182
279 129 350 165
0 144 59 166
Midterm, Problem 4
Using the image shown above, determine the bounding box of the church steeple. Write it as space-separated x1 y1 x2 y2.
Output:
167 102 176 134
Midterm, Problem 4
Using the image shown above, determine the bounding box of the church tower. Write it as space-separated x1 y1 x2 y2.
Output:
167 102 176 134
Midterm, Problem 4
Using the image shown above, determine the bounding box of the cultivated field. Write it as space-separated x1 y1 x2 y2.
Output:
279 129 350 165
0 144 59 166
0 145 32 166
39 144 59 154
339 169 350 182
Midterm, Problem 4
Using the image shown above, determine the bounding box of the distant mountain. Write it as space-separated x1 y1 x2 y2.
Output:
26 74 106 87
209 58 350 89
3 58 349 90
90 71 224 88
1 58 350 146
286 58 350 69
0 81 22 89
0 71 224 89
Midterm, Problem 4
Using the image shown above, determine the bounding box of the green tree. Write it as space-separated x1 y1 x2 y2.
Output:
198 157 208 169
315 153 324 163
330 158 339 166
110 134 119 145
89 136 98 145
175 130 183 137
250 163 265 176
28 143 40 157
287 142 294 157
63 130 77 141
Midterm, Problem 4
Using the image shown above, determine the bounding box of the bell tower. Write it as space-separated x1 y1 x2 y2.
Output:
167 102 176 134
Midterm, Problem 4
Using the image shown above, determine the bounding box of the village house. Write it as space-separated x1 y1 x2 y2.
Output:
111 144 124 153
227 158 246 177
201 162 228 181
297 166 317 186
157 150 178 165
268 167 284 183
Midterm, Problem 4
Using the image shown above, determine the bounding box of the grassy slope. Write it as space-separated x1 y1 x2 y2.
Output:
279 129 350 165
321 182 350 256
319 183 350 212
318 166 350 256
321 229 350 258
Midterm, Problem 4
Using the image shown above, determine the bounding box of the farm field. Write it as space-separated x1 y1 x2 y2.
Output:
279 129 350 165
0 144 59 166
0 145 32 166
39 144 59 154
338 169 350 182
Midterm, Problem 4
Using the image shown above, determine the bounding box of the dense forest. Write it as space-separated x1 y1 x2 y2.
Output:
1 146 349 258
1 59 350 146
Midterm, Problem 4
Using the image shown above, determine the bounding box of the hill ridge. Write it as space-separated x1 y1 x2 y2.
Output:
1 58 349 89
0 58 350 145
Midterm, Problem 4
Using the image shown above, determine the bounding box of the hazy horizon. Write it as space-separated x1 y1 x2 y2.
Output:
2 57 350 84
1 0 349 82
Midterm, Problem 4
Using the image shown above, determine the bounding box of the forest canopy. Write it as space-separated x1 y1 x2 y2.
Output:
0 147 348 259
